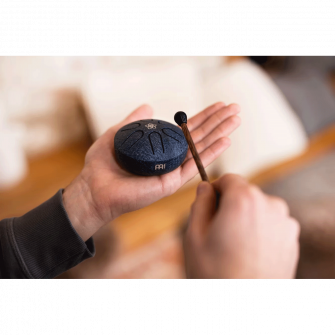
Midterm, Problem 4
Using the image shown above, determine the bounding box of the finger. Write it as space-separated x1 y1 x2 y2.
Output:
185 115 241 159
99 104 154 144
212 173 249 197
188 182 216 239
190 104 241 144
118 104 154 128
181 137 230 184
281 217 301 253
187 102 226 132
267 195 290 217
88 104 154 164
288 217 301 240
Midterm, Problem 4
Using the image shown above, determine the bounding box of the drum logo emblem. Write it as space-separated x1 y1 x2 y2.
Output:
145 123 156 129
155 164 166 170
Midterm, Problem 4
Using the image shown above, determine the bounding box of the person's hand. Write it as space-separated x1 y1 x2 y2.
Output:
63 103 241 241
184 174 300 278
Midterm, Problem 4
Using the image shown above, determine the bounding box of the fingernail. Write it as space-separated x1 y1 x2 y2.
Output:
197 182 209 195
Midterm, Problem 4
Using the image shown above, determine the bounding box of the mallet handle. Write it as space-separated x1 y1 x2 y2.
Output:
181 123 209 182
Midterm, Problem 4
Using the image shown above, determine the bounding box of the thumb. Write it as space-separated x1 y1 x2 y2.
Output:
188 182 216 240
119 104 154 127
98 104 154 145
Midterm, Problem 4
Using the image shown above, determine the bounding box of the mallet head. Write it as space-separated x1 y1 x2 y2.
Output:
174 111 187 126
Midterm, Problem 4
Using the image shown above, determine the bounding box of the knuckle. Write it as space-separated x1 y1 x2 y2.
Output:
215 173 247 194
288 218 301 239
196 125 206 140
247 185 262 197
282 201 290 214
227 103 241 114
220 173 240 185
220 174 232 183
230 115 242 126
196 142 205 154
241 185 261 200
234 195 251 212
233 185 261 209
218 115 241 135
274 197 289 213
293 219 301 236
212 101 225 111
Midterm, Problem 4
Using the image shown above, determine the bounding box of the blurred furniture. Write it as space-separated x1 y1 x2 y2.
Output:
82 57 308 180
0 122 334 278
261 124 335 279
0 57 221 158
82 58 203 136
272 56 335 136
203 59 307 177
0 57 308 182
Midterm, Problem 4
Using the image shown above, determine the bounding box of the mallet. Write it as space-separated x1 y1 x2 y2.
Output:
175 111 221 208
174 111 209 182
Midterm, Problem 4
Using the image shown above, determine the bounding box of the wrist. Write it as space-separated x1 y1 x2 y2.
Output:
62 174 105 241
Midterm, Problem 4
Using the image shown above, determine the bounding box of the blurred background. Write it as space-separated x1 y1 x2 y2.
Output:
0 56 334 278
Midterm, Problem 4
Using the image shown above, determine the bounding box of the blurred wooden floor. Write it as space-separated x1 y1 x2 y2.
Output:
0 136 198 254
0 138 92 220
1 123 334 277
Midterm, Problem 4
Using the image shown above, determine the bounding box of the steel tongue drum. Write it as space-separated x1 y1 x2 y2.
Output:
114 119 188 176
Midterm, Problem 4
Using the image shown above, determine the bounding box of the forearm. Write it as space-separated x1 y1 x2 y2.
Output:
0 190 95 279
62 174 104 242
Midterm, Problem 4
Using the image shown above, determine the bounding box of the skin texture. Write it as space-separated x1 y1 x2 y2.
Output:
63 102 241 241
184 175 301 279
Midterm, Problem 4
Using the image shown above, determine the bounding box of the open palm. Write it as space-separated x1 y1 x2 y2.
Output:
80 102 241 224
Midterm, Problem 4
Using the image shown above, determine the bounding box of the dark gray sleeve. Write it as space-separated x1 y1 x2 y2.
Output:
0 190 95 279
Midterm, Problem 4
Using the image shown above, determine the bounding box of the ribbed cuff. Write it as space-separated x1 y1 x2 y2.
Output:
5 189 95 279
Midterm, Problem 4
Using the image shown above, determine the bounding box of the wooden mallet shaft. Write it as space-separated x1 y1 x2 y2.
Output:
174 111 209 182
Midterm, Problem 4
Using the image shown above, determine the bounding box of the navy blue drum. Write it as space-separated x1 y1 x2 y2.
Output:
114 119 188 176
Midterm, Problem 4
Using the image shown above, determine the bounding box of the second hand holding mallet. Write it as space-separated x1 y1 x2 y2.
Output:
174 111 220 208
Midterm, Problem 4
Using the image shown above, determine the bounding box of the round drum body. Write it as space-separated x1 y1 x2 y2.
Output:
114 119 188 176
